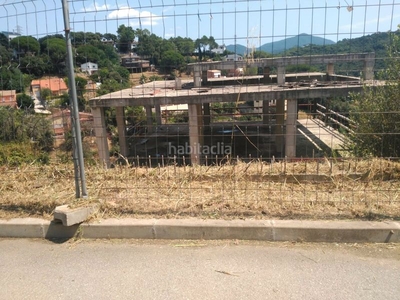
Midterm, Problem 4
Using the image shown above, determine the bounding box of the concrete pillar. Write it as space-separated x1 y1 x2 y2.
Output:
275 99 285 156
188 103 203 165
263 67 271 84
175 77 182 90
145 105 153 134
155 104 162 125
262 100 270 127
277 66 285 85
203 103 211 127
327 63 334 75
115 107 128 157
201 71 208 85
285 99 297 159
363 53 375 81
193 67 202 88
91 107 110 168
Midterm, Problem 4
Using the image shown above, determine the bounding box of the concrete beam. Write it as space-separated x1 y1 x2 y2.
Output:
115 107 128 157
89 85 366 108
285 99 297 158
91 107 110 168
188 53 375 72
188 103 203 165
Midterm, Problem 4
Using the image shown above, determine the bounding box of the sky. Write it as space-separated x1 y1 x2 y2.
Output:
1 0 399 47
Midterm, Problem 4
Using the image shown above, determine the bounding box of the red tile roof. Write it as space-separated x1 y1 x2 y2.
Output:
31 78 68 93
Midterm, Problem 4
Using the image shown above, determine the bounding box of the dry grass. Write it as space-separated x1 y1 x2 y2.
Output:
0 158 399 221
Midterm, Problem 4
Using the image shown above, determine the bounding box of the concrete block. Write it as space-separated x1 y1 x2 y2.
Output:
54 204 98 226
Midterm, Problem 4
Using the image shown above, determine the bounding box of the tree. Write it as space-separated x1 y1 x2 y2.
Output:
17 93 34 109
0 33 9 48
10 36 40 55
0 67 30 92
195 35 218 61
252 50 272 59
117 25 135 53
40 88 52 101
347 29 400 157
0 45 12 62
19 55 49 77
40 38 66 74
160 50 185 72
170 36 195 56
75 44 105 65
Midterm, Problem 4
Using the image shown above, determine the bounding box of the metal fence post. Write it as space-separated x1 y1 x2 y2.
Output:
61 0 88 198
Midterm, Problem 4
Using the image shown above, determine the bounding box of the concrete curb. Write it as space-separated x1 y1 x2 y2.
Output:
0 218 399 243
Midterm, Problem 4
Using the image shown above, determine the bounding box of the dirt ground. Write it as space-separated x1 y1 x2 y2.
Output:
0 159 399 221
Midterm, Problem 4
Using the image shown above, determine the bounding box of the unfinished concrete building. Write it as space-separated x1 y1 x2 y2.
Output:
88 53 375 167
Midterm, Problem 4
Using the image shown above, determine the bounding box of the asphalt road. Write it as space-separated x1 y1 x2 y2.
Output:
1 239 399 300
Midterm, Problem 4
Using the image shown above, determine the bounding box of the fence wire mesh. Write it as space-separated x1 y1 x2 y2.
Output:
0 0 399 220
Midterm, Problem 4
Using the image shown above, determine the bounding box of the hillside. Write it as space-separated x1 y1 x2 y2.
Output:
226 33 335 55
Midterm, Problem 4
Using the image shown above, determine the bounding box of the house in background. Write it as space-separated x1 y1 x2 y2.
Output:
31 78 68 97
0 90 17 108
211 45 226 55
121 53 150 73
81 62 98 75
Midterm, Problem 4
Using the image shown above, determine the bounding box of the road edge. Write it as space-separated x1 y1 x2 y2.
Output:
0 218 399 242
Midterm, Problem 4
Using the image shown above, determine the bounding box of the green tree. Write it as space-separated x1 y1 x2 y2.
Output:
160 50 185 72
195 35 218 61
10 36 40 55
347 29 400 157
40 38 66 74
0 67 30 92
0 33 9 48
252 50 272 59
75 44 106 66
20 55 49 77
0 45 12 62
169 36 195 55
17 93 34 109
117 25 135 53
40 88 52 101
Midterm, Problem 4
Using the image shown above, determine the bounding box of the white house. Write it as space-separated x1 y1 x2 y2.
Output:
81 62 98 75
211 45 226 55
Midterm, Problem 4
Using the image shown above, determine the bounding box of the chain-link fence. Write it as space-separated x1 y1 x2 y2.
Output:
0 0 399 219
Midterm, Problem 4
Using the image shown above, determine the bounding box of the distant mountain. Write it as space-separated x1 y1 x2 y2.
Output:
225 44 248 56
226 33 336 55
260 33 336 54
